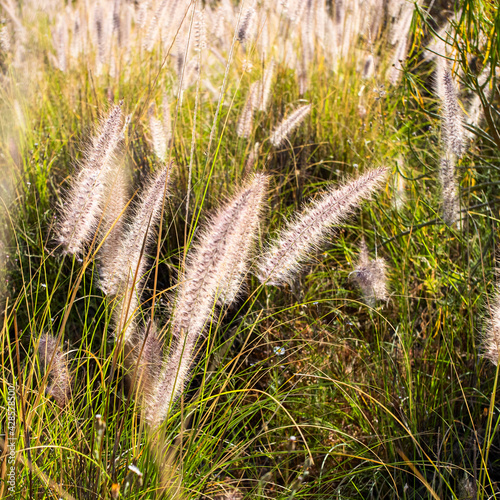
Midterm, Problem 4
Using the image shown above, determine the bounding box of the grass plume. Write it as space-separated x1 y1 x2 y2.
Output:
438 155 461 227
38 334 72 407
99 162 172 297
270 104 311 148
57 103 123 256
257 167 388 286
145 174 268 428
435 58 465 158
351 239 389 307
482 290 500 366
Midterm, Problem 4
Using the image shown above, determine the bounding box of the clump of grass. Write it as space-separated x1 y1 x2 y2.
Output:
3 0 500 498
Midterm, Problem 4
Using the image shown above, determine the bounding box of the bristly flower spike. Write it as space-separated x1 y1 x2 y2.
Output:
270 104 311 148
351 238 389 307
237 7 255 45
58 103 123 256
435 58 465 158
38 334 72 407
218 173 268 304
98 161 130 283
99 161 172 297
125 320 164 405
438 155 461 227
145 174 268 428
258 59 275 111
149 104 168 162
482 289 500 366
244 142 260 177
237 82 259 139
257 167 388 286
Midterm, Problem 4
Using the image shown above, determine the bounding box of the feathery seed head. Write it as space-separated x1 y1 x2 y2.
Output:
258 60 275 111
351 239 389 306
482 289 500 366
217 173 269 304
0 26 11 52
363 54 375 80
435 58 465 157
257 166 388 286
172 173 267 338
113 285 140 346
237 7 255 45
438 155 461 227
244 141 260 177
145 174 268 427
392 160 406 212
237 82 259 139
93 3 107 70
144 0 169 52
389 0 415 46
270 104 311 148
58 103 123 256
100 161 172 297
98 162 130 292
194 9 207 52
125 321 164 404
38 334 71 407
149 105 168 162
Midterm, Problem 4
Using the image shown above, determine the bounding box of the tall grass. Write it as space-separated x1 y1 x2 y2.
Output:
1 0 500 499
